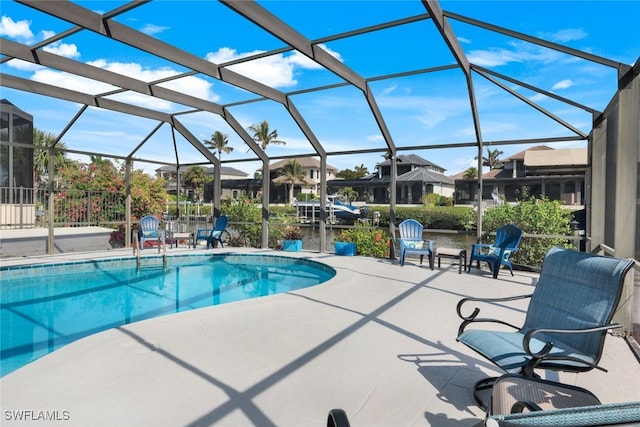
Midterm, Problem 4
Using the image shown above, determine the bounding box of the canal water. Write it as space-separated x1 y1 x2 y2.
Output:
300 226 476 252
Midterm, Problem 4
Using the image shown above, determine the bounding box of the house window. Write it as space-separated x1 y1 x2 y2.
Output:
310 169 314 179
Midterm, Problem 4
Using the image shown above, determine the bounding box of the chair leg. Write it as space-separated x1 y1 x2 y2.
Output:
472 376 498 411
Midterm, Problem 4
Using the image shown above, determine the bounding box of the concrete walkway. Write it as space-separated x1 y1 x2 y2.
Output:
1 248 639 426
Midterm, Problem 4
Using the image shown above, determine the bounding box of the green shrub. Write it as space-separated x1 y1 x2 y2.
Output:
337 225 388 257
482 194 574 267
221 196 263 247
366 206 474 230
421 193 441 207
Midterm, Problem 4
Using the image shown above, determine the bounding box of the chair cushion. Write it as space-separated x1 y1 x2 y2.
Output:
405 240 424 249
457 330 597 374
490 374 601 415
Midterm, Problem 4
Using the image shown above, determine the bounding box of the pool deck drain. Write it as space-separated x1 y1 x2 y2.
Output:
1 247 639 426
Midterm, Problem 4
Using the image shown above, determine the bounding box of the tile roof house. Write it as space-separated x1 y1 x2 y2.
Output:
329 154 454 204
266 158 339 203
155 165 248 201
454 145 587 206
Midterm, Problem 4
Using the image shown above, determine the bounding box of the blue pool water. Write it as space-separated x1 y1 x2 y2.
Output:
0 254 335 377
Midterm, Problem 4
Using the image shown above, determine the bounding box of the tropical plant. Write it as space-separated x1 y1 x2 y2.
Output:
354 163 369 178
247 120 286 150
281 225 303 240
421 193 441 207
462 167 478 179
220 195 263 247
335 168 359 179
336 164 369 180
477 148 504 170
54 157 167 222
483 190 574 267
337 225 388 257
334 229 356 242
277 159 306 204
338 186 358 204
182 166 208 202
204 130 233 159
33 129 68 188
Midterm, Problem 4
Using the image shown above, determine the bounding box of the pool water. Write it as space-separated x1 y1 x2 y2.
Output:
0 254 335 377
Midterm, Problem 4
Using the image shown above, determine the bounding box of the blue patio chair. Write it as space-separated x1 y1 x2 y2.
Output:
486 374 640 426
194 215 228 249
139 215 163 252
457 247 634 410
468 224 522 279
398 219 434 269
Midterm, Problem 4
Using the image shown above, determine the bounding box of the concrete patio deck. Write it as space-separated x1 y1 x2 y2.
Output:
1 247 639 426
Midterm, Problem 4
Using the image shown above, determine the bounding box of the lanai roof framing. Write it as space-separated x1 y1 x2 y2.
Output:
0 0 632 251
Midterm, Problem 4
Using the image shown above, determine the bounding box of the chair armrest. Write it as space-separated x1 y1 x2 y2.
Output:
522 323 622 375
456 294 532 335
471 243 495 256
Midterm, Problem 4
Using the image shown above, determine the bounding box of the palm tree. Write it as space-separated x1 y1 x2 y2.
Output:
247 120 286 150
478 148 504 170
463 167 478 179
339 186 359 204
276 159 306 204
354 163 369 178
33 129 67 188
203 131 233 159
183 166 208 202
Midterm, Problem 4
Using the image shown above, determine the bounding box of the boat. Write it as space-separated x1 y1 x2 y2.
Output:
296 195 362 224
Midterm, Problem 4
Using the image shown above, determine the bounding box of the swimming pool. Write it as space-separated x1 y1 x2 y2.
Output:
0 253 336 377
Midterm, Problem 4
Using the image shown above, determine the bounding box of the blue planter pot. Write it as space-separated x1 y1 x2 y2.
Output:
283 239 303 252
335 241 356 256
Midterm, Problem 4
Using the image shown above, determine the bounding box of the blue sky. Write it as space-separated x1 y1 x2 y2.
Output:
1 1 639 178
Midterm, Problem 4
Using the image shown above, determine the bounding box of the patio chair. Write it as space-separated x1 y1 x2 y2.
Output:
194 215 228 249
398 219 434 269
485 374 640 426
468 224 522 279
456 246 634 409
139 215 163 252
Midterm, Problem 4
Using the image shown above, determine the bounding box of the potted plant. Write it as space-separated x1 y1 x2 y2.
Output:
334 229 357 256
282 225 303 251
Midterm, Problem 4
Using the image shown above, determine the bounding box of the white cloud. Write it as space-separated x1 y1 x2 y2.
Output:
552 79 573 90
32 69 116 94
106 91 175 111
316 43 344 62
467 48 523 67
0 16 34 41
140 24 169 36
43 41 80 58
542 28 588 43
382 84 398 95
467 39 565 67
4 58 44 71
86 60 221 105
205 45 343 89
457 36 471 44
159 75 221 103
87 60 177 81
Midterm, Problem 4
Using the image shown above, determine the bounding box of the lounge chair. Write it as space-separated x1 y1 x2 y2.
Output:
398 219 434 268
139 215 163 252
457 247 634 409
468 224 522 279
485 374 640 426
194 215 229 249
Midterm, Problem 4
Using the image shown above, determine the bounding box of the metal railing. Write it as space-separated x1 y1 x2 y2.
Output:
1 186 126 229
